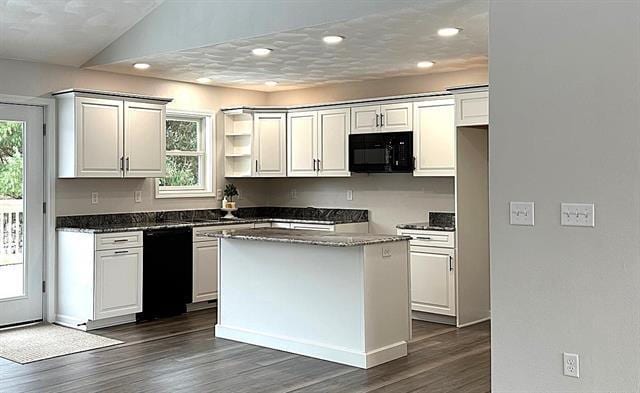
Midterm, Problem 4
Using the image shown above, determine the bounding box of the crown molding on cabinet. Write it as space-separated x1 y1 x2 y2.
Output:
52 88 173 103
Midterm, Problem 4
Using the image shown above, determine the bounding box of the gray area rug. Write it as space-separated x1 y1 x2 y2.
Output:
0 323 122 364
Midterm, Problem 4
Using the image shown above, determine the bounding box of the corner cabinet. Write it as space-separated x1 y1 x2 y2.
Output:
54 89 171 178
287 108 350 177
413 98 456 177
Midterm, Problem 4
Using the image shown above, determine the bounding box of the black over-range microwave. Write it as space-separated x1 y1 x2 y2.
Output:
349 131 414 173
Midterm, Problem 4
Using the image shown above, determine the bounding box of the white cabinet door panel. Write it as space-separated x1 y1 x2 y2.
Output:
351 105 379 134
124 101 165 177
455 91 489 126
318 108 350 177
414 99 455 177
75 97 123 177
409 247 455 316
380 103 412 132
94 248 143 320
254 113 286 177
287 111 317 177
193 241 218 303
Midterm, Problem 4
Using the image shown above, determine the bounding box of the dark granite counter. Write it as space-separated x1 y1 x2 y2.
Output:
395 222 455 231
396 212 455 231
204 228 410 247
56 207 368 233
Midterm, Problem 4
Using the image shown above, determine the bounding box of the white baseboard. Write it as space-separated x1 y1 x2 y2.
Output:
457 316 491 328
55 314 136 331
412 311 456 325
187 301 217 312
215 324 407 369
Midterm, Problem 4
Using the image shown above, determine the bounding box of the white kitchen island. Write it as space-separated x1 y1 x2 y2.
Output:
203 228 411 369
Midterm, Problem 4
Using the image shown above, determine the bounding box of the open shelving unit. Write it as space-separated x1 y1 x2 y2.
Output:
224 111 253 177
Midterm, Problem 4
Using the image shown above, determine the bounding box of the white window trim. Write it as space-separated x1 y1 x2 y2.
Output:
155 109 216 199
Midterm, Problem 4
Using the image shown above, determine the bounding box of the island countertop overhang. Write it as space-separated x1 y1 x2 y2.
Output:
202 228 410 247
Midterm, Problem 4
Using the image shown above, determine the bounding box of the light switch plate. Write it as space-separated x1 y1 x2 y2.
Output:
91 192 99 205
561 203 595 227
510 202 534 226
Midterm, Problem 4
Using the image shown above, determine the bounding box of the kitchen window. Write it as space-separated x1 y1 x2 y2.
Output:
156 110 215 198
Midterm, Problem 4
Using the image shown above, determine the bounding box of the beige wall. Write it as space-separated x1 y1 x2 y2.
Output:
266 68 488 106
0 58 268 216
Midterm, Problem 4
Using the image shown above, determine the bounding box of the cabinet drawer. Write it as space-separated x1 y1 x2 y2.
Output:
193 223 254 242
289 223 334 231
95 231 143 251
397 229 454 248
253 222 272 228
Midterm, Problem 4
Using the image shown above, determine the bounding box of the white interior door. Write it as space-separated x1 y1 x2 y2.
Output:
0 103 44 326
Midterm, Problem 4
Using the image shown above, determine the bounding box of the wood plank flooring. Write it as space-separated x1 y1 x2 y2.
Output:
0 309 490 393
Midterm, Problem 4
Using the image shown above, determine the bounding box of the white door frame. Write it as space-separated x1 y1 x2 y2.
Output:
0 94 56 323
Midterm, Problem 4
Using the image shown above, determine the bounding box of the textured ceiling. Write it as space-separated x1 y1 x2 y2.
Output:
91 0 487 91
0 0 163 66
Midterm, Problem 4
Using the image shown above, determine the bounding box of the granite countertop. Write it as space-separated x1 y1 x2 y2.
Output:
396 222 456 231
56 207 369 233
203 228 410 247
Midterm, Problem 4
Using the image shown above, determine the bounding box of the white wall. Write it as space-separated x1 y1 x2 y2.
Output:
490 1 640 392
261 175 454 234
0 58 268 215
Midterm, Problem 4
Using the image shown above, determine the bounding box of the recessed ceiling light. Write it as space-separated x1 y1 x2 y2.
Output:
417 61 435 69
265 81 278 87
196 77 212 84
322 35 344 44
252 48 272 56
133 63 150 70
437 27 461 37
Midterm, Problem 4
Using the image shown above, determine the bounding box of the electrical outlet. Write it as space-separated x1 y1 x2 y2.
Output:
346 190 353 201
382 247 392 258
290 189 297 200
216 189 223 201
134 191 142 203
91 192 99 205
563 353 579 378
510 202 534 226
561 203 595 227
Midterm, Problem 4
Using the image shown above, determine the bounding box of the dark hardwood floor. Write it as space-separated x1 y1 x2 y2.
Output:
0 309 490 393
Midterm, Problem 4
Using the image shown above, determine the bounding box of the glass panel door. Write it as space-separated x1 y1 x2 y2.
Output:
0 104 43 326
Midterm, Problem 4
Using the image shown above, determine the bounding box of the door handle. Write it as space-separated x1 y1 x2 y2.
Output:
449 255 454 271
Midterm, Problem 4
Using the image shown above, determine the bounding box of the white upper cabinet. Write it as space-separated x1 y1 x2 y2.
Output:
254 112 286 177
351 102 412 133
124 101 166 178
351 105 379 134
288 111 317 177
287 108 350 177
413 98 456 177
55 90 171 178
317 108 350 177
379 102 413 132
74 97 124 177
454 90 488 126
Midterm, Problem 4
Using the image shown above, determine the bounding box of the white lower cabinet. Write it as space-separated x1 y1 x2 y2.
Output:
397 229 456 317
192 240 219 303
57 231 143 330
94 248 143 320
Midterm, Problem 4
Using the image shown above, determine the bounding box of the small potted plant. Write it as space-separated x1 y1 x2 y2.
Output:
223 183 239 209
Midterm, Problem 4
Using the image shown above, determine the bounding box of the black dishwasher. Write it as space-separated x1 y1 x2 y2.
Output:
137 227 193 321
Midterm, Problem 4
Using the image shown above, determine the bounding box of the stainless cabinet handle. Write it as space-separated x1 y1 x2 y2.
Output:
113 239 129 243
317 159 321 172
380 113 384 127
449 255 454 271
114 250 129 254
255 160 258 172
312 159 316 171
120 156 125 171
126 157 130 171
375 114 379 128
413 236 432 240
